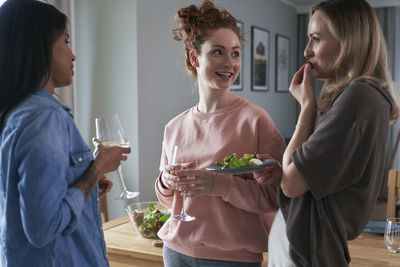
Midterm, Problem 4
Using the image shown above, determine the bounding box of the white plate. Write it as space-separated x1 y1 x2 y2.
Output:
364 221 385 234
205 159 275 174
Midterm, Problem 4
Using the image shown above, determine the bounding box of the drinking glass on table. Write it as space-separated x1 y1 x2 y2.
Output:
384 218 400 253
171 145 196 222
95 114 139 200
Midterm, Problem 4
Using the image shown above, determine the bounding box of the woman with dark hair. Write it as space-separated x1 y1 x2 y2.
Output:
155 1 285 266
0 1 129 266
268 0 400 266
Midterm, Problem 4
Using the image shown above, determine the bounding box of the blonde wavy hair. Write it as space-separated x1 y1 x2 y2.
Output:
311 0 400 122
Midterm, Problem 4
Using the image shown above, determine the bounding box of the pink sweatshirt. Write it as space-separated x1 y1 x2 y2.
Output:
155 97 285 263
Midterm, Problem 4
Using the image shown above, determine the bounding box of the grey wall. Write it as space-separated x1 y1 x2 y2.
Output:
75 0 298 220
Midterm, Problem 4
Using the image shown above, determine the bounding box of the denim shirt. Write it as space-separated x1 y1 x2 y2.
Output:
0 89 109 266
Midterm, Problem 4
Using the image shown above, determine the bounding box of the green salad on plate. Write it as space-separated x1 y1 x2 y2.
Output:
216 153 263 169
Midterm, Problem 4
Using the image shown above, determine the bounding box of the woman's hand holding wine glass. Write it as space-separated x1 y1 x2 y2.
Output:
92 138 130 173
73 139 129 201
161 162 194 190
163 145 196 222
95 114 139 200
174 168 215 197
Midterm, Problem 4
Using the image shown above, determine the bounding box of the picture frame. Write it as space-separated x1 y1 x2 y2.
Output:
275 34 290 92
231 20 244 91
251 26 270 91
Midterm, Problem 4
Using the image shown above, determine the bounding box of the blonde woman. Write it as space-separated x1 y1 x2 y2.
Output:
269 0 400 266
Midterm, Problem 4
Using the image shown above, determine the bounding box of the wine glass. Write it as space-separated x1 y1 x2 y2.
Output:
171 145 196 222
384 218 400 253
95 114 139 200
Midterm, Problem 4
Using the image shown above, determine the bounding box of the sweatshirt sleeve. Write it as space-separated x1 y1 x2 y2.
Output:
155 128 175 209
155 173 174 209
211 174 279 213
256 111 286 165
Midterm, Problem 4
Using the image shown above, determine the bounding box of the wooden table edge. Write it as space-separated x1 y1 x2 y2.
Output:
103 215 130 231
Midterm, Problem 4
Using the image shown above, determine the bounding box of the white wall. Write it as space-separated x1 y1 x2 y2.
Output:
75 0 139 219
75 0 298 220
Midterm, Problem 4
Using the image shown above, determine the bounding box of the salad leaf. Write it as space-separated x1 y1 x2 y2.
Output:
215 153 262 169
159 213 171 223
148 203 155 212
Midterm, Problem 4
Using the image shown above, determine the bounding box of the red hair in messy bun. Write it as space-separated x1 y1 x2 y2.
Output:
173 0 242 77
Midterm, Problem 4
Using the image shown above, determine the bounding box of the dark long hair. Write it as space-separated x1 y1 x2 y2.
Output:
0 0 67 131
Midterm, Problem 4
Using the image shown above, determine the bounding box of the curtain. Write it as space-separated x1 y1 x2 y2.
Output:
297 7 400 198
45 0 76 115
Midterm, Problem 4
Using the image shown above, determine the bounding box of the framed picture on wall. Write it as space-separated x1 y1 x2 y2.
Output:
231 20 244 91
251 26 270 91
275 34 290 92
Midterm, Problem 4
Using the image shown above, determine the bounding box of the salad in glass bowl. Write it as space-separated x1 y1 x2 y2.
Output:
125 201 170 239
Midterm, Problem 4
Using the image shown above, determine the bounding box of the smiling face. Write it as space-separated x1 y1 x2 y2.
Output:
46 28 76 93
191 28 241 91
304 11 340 80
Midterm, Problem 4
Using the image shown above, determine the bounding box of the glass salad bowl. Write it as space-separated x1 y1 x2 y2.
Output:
125 201 170 239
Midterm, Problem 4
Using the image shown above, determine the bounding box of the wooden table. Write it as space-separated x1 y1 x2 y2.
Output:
348 233 400 266
103 216 400 266
103 216 163 267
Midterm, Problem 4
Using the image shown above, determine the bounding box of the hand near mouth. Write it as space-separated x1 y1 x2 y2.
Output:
289 62 316 109
297 61 313 83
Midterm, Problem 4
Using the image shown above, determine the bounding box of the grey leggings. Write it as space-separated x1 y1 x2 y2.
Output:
163 245 262 267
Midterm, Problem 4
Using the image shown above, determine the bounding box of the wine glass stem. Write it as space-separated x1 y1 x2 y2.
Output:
181 193 187 215
117 166 128 191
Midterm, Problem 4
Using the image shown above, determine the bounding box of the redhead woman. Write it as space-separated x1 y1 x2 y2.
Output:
155 1 285 266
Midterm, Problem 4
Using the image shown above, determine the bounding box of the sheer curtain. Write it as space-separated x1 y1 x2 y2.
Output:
45 0 76 115
297 7 400 198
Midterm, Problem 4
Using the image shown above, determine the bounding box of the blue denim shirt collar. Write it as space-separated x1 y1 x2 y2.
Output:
34 88 73 116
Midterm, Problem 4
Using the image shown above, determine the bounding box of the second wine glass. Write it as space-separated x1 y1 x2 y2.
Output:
171 145 196 222
385 218 400 253
95 114 139 200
